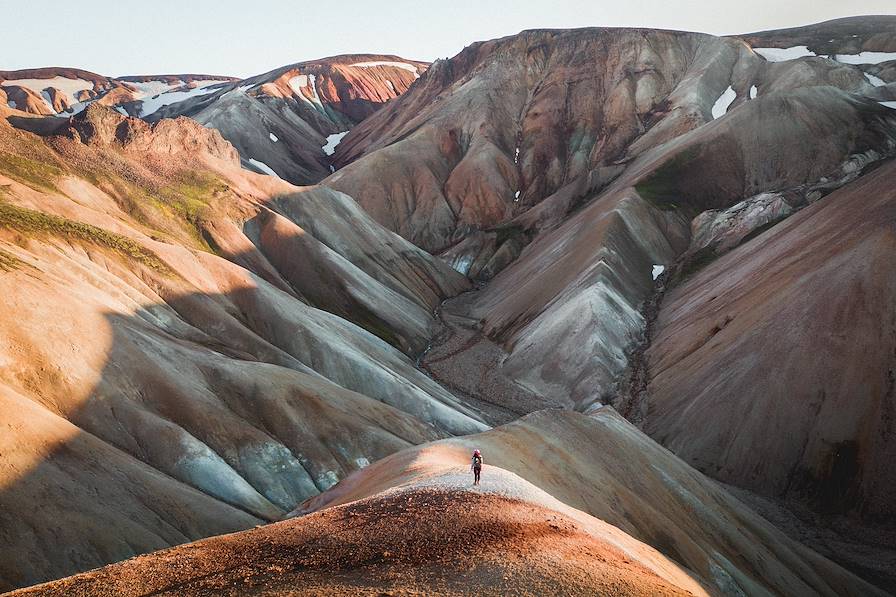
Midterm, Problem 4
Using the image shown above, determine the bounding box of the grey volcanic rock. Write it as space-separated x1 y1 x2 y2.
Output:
689 192 793 255
147 55 428 184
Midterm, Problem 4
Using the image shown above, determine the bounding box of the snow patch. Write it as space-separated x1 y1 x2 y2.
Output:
289 73 324 110
864 72 887 87
323 131 348 156
652 265 665 280
386 80 395 92
248 158 280 178
514 146 520 164
711 86 737 119
514 190 521 201
7 100 16 109
834 52 896 65
749 85 758 99
269 132 279 142
753 46 816 62
355 457 370 469
350 61 420 78
2 76 94 106
125 80 181 99
114 106 128 116
880 101 896 110
288 75 308 93
138 80 229 117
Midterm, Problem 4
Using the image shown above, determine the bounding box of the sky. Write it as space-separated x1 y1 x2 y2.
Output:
5 0 895 78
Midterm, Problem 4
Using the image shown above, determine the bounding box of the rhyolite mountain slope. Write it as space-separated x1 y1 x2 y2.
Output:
0 67 237 117
145 54 429 184
321 16 896 536
0 102 484 591
2 14 896 596
2 55 427 185
13 410 884 597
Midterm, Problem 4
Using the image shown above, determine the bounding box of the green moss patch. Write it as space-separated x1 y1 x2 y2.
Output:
634 145 700 211
0 151 64 193
0 201 171 274
94 169 230 254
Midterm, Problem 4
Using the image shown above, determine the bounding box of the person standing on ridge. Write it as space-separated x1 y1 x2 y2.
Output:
471 449 483 486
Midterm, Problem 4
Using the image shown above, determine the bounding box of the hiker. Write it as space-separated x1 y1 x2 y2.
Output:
471 449 483 485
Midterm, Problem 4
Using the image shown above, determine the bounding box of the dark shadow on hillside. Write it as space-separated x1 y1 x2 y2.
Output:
0 267 473 591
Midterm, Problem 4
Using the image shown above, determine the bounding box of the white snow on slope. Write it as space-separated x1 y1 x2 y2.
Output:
125 80 181 99
835 52 896 65
749 85 758 99
323 131 349 156
753 46 816 62
350 61 420 78
288 75 309 93
652 265 665 280
864 72 887 87
711 86 737 119
248 158 280 178
139 80 229 117
881 101 896 110
7 100 16 109
289 73 324 110
269 132 279 142
2 77 94 107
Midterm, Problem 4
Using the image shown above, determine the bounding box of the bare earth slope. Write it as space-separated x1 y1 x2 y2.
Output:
318 18 896 534
148 55 428 184
644 158 896 526
0 104 481 590
15 410 883 596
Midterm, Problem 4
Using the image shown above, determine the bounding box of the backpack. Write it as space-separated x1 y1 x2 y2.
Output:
473 455 482 468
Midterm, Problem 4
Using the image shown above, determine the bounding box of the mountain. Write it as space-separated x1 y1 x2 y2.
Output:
11 411 883 596
142 55 429 184
1 55 427 185
2 14 896 596
0 67 237 117
319 15 896 531
0 102 483 590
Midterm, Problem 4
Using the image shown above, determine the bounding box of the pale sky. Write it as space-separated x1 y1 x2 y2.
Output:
5 0 895 78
